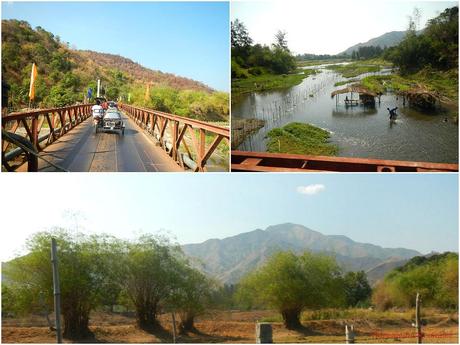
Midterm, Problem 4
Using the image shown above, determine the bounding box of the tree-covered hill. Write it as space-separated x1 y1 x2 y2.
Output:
372 252 458 310
2 20 228 121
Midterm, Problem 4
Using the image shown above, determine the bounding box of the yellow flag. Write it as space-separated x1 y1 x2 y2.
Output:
144 83 150 101
28 63 38 101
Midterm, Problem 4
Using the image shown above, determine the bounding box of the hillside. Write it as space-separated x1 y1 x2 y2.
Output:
341 31 407 55
182 223 421 284
2 20 228 121
74 50 212 92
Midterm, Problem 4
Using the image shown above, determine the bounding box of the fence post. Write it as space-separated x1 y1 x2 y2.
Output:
256 322 272 343
51 238 62 343
345 325 355 344
415 293 422 343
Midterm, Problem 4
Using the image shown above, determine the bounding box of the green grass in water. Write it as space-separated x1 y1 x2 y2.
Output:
266 122 338 156
232 69 318 96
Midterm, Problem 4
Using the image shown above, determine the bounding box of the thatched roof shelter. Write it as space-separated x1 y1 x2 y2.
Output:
399 88 438 109
331 86 377 98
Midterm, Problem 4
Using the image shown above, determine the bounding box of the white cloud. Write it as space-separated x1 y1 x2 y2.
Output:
297 184 325 195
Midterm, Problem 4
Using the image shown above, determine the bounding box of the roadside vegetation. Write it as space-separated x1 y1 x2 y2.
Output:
231 19 311 96
266 122 338 156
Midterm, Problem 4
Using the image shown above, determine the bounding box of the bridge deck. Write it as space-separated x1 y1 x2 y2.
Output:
25 112 182 172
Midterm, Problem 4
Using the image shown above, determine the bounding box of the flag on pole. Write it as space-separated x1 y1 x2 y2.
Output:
144 83 150 101
28 63 38 101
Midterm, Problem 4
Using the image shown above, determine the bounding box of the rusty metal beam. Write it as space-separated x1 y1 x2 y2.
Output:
231 151 458 172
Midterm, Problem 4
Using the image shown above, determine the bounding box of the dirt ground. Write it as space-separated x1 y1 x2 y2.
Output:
2 310 458 343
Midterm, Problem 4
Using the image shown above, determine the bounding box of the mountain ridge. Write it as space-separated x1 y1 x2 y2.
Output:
182 223 421 285
341 30 407 55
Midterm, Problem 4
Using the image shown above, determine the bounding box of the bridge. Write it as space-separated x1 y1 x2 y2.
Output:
231 151 458 172
2 104 229 172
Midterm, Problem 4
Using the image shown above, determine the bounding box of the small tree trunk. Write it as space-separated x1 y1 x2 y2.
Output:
135 304 159 330
281 309 302 330
62 310 91 339
179 312 195 333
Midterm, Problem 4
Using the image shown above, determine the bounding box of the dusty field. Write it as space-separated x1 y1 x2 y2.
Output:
2 310 458 343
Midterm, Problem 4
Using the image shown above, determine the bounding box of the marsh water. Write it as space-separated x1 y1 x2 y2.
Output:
232 64 458 163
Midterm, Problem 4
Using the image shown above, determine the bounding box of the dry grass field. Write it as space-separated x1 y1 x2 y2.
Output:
2 309 458 343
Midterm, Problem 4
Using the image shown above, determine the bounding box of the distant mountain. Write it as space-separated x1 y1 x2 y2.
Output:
341 31 407 55
365 258 409 286
182 223 421 284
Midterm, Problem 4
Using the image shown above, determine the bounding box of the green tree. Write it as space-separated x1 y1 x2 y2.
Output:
274 30 288 51
121 234 184 329
231 19 253 61
343 271 372 307
169 266 214 332
237 251 344 329
2 230 121 339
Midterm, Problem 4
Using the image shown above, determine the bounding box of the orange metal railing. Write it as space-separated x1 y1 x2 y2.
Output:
121 104 229 171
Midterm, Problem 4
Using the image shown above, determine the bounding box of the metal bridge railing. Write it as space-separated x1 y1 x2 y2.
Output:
2 104 93 171
120 103 229 172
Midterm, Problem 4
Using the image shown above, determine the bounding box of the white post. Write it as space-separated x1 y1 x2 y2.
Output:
51 238 62 343
97 79 101 97
345 325 355 344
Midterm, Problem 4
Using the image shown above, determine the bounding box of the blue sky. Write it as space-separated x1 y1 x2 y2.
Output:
231 0 457 55
0 173 457 261
2 1 229 91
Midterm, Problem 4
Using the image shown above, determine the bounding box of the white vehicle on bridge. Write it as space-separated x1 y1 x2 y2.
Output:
95 109 125 135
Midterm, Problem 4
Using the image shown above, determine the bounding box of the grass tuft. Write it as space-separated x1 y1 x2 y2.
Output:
266 122 338 156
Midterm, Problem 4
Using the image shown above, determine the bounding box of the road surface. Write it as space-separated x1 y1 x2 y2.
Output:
35 112 182 172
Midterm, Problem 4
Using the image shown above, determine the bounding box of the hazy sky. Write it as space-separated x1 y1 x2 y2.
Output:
0 174 457 261
1 1 230 91
231 0 457 55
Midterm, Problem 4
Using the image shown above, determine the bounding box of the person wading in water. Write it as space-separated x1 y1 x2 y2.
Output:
387 107 398 120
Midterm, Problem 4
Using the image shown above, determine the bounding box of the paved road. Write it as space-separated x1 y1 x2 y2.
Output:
36 112 182 172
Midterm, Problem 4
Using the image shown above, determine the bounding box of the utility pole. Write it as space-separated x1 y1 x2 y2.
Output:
97 79 101 98
415 293 422 344
171 311 177 343
51 238 63 343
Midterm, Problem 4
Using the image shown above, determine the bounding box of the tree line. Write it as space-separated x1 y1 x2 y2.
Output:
384 6 458 74
3 230 457 338
231 19 297 78
2 230 214 339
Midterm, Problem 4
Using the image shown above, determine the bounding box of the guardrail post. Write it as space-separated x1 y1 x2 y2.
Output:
256 322 272 343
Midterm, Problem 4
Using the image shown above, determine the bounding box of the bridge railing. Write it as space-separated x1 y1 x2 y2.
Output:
120 104 229 172
2 104 92 171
